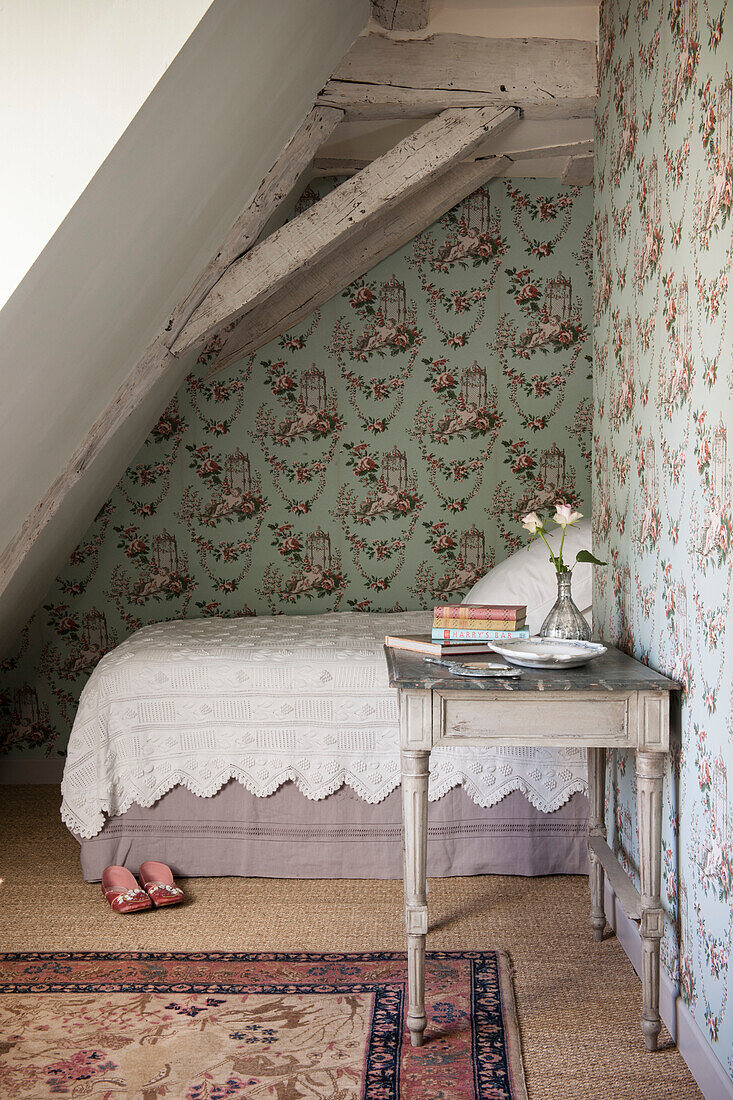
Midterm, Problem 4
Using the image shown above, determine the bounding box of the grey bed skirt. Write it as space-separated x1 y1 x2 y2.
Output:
75 780 590 882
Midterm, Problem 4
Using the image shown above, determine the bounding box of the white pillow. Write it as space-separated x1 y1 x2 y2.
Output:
462 518 593 634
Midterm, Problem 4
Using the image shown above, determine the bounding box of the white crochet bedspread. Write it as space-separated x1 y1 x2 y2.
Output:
61 611 588 838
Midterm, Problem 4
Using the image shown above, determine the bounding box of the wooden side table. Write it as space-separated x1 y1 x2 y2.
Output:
385 645 679 1051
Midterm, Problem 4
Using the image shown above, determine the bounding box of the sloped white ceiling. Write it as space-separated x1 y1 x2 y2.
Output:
0 0 369 655
0 0 216 309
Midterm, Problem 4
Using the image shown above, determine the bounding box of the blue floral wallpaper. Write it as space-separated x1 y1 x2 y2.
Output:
593 0 732 1077
0 178 593 757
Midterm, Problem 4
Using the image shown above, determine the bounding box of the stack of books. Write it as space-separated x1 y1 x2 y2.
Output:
385 603 528 657
432 603 529 642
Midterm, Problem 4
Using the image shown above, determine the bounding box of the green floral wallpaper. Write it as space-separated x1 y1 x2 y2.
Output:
593 0 732 1077
0 178 592 756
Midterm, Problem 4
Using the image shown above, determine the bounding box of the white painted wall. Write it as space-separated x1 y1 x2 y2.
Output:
0 0 215 309
0 0 368 654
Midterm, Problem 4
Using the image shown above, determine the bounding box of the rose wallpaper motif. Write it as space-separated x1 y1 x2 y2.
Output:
0 178 593 757
594 0 732 1077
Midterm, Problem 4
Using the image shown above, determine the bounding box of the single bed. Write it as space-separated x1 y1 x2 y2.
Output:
62 524 594 882
62 609 590 882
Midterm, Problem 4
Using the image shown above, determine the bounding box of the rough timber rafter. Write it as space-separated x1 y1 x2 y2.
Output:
164 105 344 344
0 105 344 617
207 156 510 374
371 0 430 31
317 33 597 120
171 106 519 357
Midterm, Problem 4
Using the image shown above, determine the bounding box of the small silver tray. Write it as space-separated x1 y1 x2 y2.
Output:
424 658 522 678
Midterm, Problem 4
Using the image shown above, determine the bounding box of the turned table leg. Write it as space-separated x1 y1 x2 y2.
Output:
401 747 429 1046
587 747 607 941
636 750 665 1051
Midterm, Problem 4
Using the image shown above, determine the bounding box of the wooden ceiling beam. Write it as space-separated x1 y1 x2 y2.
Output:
371 0 430 31
318 82 594 121
164 104 343 346
171 106 519 357
317 33 597 121
207 156 510 375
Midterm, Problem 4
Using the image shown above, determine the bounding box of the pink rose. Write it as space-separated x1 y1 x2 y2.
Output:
273 375 295 392
512 455 535 472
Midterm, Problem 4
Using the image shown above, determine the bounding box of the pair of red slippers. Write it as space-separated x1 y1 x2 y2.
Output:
101 861 184 914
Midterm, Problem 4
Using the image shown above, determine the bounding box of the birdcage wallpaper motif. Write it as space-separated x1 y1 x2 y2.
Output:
712 756 728 844
299 366 328 411
306 527 332 571
379 277 407 326
459 525 486 572
460 362 488 409
225 449 252 495
152 531 179 574
711 419 729 508
545 274 573 321
461 188 491 236
539 444 567 491
0 176 595 780
82 609 108 653
382 446 407 491
14 685 39 726
718 67 733 164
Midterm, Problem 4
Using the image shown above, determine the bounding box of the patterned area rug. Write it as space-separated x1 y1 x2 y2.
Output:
0 950 527 1099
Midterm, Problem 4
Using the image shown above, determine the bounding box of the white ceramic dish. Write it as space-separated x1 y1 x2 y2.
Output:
487 637 607 670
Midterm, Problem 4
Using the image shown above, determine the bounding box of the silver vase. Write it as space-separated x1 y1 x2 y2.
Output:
539 572 592 641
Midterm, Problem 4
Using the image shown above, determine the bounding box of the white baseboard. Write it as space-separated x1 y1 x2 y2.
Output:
604 880 733 1100
0 758 64 784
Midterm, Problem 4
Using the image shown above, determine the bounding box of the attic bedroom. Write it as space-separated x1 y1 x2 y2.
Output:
0 1 730 1097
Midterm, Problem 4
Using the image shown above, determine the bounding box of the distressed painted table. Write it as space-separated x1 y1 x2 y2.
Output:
384 645 680 1051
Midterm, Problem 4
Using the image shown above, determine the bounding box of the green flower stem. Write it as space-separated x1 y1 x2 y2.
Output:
533 520 573 574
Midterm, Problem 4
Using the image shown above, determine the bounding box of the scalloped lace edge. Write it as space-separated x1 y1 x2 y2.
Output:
61 767 589 840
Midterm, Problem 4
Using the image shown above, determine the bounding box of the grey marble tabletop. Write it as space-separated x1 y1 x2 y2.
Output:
384 644 680 694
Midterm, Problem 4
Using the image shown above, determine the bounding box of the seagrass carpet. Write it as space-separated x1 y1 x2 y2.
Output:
0 787 702 1099
0 950 526 1099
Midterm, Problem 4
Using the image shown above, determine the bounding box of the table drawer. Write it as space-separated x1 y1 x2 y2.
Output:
432 691 635 747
